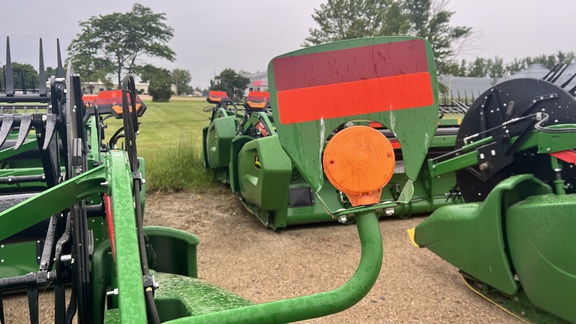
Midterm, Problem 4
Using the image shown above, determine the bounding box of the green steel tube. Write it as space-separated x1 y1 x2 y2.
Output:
165 211 383 324
0 165 107 241
550 156 566 195
0 140 37 160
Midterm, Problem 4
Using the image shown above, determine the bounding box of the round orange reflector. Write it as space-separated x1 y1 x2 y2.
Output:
323 125 395 206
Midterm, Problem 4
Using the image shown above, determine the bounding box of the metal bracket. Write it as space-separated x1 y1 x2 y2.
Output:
476 142 514 181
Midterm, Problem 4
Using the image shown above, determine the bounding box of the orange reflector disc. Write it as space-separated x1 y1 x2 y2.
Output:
323 125 395 206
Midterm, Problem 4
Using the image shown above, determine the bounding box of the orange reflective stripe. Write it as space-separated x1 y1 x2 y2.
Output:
277 72 433 124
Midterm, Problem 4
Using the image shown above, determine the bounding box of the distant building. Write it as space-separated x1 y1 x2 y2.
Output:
497 63 576 90
439 63 576 102
497 64 550 82
245 71 268 93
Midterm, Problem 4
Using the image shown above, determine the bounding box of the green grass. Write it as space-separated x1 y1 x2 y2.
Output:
104 99 217 192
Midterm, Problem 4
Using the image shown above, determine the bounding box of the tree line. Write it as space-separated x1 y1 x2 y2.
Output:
448 51 576 81
3 2 574 102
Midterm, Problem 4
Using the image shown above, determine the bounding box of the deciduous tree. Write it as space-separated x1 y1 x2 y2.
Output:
210 69 250 101
67 3 176 87
1 63 39 91
144 65 172 102
304 0 473 75
171 68 192 95
304 0 408 45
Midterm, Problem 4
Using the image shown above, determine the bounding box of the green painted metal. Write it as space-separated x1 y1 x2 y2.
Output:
417 178 576 323
238 111 276 137
205 116 237 169
429 150 478 177
155 273 253 317
0 165 106 241
414 175 551 295
0 168 49 190
1 38 450 323
143 226 200 278
201 36 462 229
201 126 210 167
0 140 37 160
506 194 576 323
0 241 39 277
93 226 202 324
412 86 576 322
268 37 439 213
549 156 566 195
105 150 147 324
205 116 238 182
86 116 102 166
429 127 576 179
106 272 252 323
164 211 382 324
536 127 576 153
236 136 292 211
228 135 253 194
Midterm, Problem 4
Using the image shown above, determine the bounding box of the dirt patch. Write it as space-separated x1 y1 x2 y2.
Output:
2 188 522 323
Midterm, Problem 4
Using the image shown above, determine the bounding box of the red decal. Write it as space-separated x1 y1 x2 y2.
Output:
277 72 434 124
104 194 116 262
391 139 401 149
94 90 143 106
273 39 428 91
551 150 576 164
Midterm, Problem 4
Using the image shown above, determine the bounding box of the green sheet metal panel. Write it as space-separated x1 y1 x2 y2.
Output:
0 165 106 241
237 136 292 211
506 194 576 323
415 175 552 295
206 116 237 169
154 272 253 317
268 37 438 212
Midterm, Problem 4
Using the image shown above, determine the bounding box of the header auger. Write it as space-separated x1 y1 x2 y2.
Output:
1 36 441 323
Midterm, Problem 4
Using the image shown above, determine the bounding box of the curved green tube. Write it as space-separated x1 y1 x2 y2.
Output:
165 211 383 324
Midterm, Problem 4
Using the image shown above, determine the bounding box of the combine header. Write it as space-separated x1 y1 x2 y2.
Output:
203 42 463 229
1 36 440 322
411 66 576 322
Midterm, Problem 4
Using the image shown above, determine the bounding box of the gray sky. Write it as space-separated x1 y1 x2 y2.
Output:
1 0 576 88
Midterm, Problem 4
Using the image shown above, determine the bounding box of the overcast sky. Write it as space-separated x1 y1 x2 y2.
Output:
1 0 576 88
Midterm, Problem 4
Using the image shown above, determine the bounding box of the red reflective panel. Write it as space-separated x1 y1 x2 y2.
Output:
273 39 428 92
551 150 576 164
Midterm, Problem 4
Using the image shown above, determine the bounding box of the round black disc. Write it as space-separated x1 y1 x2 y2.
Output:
455 78 576 202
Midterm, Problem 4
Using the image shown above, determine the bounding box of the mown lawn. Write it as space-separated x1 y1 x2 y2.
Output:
104 98 217 191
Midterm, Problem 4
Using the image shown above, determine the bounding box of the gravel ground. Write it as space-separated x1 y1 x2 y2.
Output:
3 188 523 323
144 188 522 323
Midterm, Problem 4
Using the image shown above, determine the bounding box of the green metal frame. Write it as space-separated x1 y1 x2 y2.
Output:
203 36 458 230
1 36 445 323
414 119 576 321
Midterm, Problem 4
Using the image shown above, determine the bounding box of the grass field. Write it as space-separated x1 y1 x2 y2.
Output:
105 98 217 191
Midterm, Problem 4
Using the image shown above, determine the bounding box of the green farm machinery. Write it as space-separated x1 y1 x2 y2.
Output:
203 53 463 230
411 66 576 322
1 36 441 322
